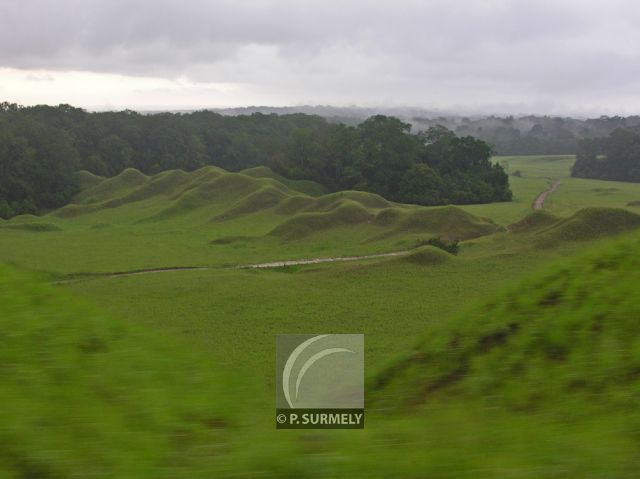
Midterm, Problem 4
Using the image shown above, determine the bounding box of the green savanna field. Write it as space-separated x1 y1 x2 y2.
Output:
2 155 640 477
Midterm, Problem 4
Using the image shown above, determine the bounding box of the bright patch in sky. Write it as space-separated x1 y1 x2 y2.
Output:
0 68 266 109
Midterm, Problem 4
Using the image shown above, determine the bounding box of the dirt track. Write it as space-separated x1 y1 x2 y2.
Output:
533 180 560 210
236 250 409 269
54 251 411 283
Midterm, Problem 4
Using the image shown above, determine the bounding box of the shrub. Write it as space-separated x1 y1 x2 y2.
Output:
414 236 460 255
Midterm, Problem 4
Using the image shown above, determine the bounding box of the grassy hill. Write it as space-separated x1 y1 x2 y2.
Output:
6 155 639 278
240 165 328 197
372 230 640 412
2 155 640 476
354 230 640 477
3 229 640 477
508 207 640 245
0 165 505 275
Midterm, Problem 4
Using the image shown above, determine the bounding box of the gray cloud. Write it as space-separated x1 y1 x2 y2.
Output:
1 0 640 113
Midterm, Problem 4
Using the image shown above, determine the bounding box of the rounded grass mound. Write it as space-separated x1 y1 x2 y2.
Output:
372 230 640 413
274 190 390 217
101 169 191 209
148 172 261 220
269 200 374 241
375 207 405 226
168 166 226 199
508 210 561 234
77 168 149 204
73 170 105 191
213 185 290 221
273 195 316 214
0 265 240 478
240 166 327 197
239 165 277 178
338 191 391 209
536 207 640 246
190 172 260 199
4 214 41 223
55 167 230 220
304 191 391 212
396 206 501 240
50 203 100 218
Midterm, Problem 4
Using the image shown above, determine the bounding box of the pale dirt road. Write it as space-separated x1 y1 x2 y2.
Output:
533 180 560 210
236 250 409 269
54 250 411 283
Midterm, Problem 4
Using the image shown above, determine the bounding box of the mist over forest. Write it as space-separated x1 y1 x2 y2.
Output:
209 105 640 155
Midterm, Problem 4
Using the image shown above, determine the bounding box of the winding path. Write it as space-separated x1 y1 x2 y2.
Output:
533 179 560 210
54 250 411 283
236 250 409 269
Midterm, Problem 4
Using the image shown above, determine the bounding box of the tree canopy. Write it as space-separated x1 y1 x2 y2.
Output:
571 128 640 182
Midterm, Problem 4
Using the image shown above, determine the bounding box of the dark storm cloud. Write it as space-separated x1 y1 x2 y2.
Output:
1 0 640 112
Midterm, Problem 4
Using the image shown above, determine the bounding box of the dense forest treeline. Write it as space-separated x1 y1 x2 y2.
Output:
0 102 510 218
210 106 640 156
571 128 640 182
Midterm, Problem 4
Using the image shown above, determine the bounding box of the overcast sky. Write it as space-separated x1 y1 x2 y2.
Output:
1 0 639 115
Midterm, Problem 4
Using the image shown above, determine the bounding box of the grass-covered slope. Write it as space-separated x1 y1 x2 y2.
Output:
7 156 640 277
0 265 240 478
508 210 561 233
2 231 639 478
537 207 640 243
9 166 503 262
390 205 501 240
240 166 328 196
73 170 105 191
0 164 510 274
508 208 640 247
372 230 640 414
269 200 374 240
76 168 149 204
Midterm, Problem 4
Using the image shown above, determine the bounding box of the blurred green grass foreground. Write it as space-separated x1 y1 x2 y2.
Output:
1 230 640 477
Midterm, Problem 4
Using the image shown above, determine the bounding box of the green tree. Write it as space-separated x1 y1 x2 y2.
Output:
399 164 446 205
98 135 133 175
